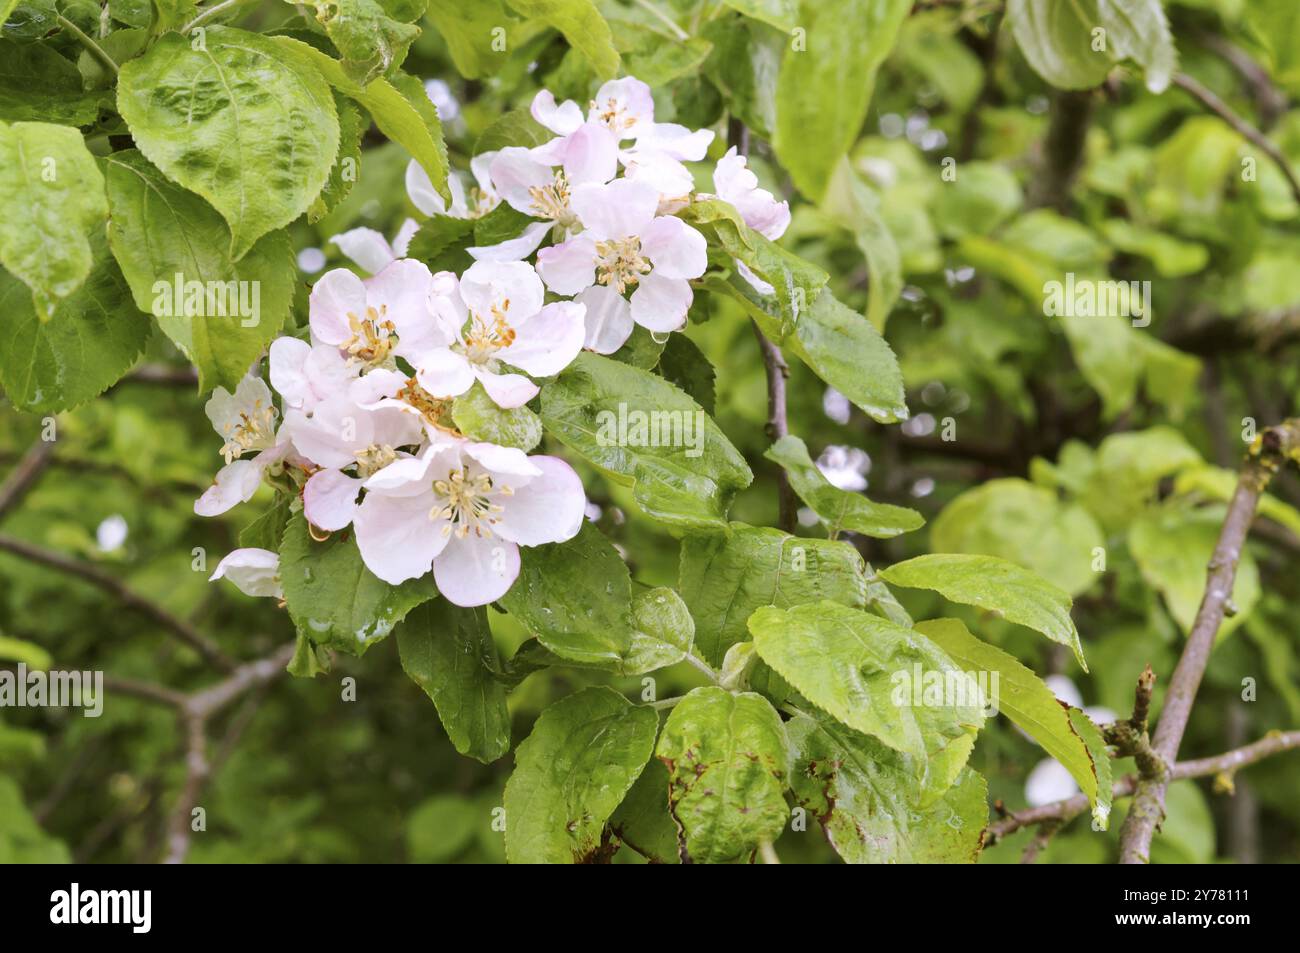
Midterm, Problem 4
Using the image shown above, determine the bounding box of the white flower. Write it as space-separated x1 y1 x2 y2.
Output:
329 220 419 275
96 514 128 552
407 154 500 221
816 444 871 492
354 440 586 606
489 121 617 232
309 259 449 369
210 548 283 599
535 177 706 352
1024 758 1080 807
195 375 291 517
531 79 712 199
269 338 358 414
414 260 585 409
703 147 790 295
287 394 425 532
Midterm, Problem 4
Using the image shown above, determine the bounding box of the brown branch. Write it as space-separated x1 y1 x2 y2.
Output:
0 532 236 673
0 438 55 519
1028 89 1094 211
1119 420 1300 863
1197 33 1287 131
1173 72 1300 207
987 729 1300 844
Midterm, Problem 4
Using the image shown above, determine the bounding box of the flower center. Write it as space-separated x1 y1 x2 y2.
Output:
469 187 498 219
429 467 511 538
591 97 638 136
345 305 396 366
395 377 458 434
594 236 651 294
460 303 516 366
219 402 276 464
354 444 397 478
528 171 575 226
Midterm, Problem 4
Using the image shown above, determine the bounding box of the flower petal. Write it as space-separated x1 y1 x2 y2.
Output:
487 147 554 215
562 121 619 186
354 491 449 585
329 227 394 275
531 89 583 136
630 271 692 332
459 260 545 325
195 459 263 517
640 216 707 280
405 158 447 216
571 178 659 240
494 455 586 546
433 533 520 607
575 284 634 353
535 234 597 295
497 300 585 376
304 468 361 531
210 548 282 598
415 347 476 399
468 221 552 262
476 368 539 409
309 268 367 348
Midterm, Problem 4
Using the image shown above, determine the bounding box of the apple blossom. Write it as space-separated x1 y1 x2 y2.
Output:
704 147 791 295
534 177 707 351
268 338 358 414
328 220 419 275
415 260 586 409
353 440 586 606
210 548 283 599
309 259 448 369
195 375 292 517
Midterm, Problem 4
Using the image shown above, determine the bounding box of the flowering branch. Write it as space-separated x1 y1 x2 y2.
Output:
1118 419 1300 863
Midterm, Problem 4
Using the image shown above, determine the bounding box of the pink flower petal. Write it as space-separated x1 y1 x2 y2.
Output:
433 533 520 606
304 468 362 531
494 455 586 546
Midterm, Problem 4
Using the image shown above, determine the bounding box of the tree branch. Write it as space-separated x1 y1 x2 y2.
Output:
1118 419 1300 863
987 729 1300 844
1173 72 1300 207
0 438 55 520
0 533 236 673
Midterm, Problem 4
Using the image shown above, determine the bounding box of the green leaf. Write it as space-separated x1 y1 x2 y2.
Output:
309 93 364 223
0 228 150 413
237 494 292 551
749 602 985 790
931 477 1103 596
504 0 619 78
473 107 552 155
916 617 1113 829
0 120 107 319
825 159 902 331
428 0 511 79
655 686 789 863
621 585 694 674
1128 502 1260 639
293 0 422 85
396 599 511 763
608 757 680 863
117 27 338 259
787 710 988 862
680 523 869 666
0 39 107 125
406 795 479 862
720 0 796 32
451 381 542 451
270 35 450 204
880 553 1088 671
1007 0 1113 90
931 162 1024 240
498 520 634 665
404 214 475 273
278 511 437 656
105 150 296 393
773 0 910 200
504 686 658 863
765 435 924 539
655 333 715 414
540 352 752 531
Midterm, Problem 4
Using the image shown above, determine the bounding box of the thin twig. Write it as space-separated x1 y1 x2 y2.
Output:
0 533 236 673
1173 72 1300 207
123 364 200 387
987 729 1300 843
1119 420 1300 863
0 438 55 520
751 321 798 533
182 0 243 33
56 14 118 75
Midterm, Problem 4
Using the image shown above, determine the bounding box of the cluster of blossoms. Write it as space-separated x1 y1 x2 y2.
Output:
201 77 790 608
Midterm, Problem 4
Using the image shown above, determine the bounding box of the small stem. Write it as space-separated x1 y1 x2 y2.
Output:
183 0 242 33
682 652 721 684
57 14 118 75
631 0 689 40
649 695 684 710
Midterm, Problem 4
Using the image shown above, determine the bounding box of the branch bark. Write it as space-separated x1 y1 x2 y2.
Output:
1118 419 1300 863
1173 72 1300 207
987 729 1300 844
0 438 56 519
0 532 236 673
